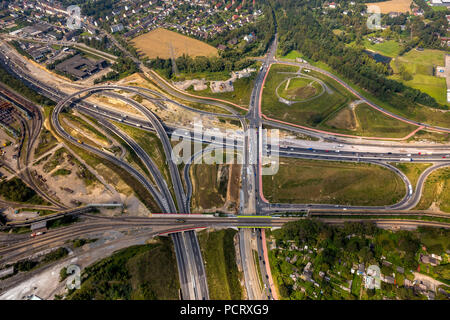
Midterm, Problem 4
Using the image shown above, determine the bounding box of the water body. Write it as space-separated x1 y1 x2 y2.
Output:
364 50 392 64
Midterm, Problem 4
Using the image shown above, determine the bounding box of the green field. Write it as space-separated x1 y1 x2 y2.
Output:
263 158 406 206
262 64 356 127
197 229 243 299
68 239 180 300
354 104 417 137
286 51 450 128
390 162 433 190
325 103 417 138
277 77 322 101
115 123 172 190
390 49 448 105
364 40 403 58
415 166 450 212
280 50 303 60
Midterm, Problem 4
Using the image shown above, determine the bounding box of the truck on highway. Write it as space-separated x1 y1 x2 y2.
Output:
400 158 412 162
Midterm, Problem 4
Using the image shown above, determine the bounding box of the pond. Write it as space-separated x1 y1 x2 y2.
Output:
364 50 392 64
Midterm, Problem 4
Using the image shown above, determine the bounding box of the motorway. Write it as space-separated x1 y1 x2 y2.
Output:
1 27 450 301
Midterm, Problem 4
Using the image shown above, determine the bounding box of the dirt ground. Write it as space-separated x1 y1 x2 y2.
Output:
131 28 218 59
225 164 241 212
326 105 358 131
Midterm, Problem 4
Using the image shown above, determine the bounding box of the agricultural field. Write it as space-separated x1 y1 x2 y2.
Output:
197 229 243 300
415 167 450 213
131 28 218 59
262 158 406 206
67 239 180 300
366 0 412 13
325 103 417 138
390 49 448 106
261 64 356 127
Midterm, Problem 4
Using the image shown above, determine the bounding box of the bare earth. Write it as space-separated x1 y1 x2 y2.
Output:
131 28 218 59
366 0 412 13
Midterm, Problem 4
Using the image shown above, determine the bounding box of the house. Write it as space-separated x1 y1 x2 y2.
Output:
381 275 395 284
357 263 365 276
421 255 439 266
244 32 255 42
110 23 124 33
404 279 414 287
228 37 238 45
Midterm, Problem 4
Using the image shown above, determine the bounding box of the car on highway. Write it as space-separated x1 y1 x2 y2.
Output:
176 219 186 223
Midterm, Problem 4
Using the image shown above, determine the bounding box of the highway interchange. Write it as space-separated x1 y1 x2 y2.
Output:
0 25 449 300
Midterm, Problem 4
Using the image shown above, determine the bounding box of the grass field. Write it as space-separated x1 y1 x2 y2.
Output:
115 123 173 190
132 28 218 59
364 40 403 58
197 229 243 300
390 49 448 105
280 50 303 60
390 163 433 190
277 77 321 101
284 51 450 128
262 64 355 127
366 0 412 13
415 167 450 212
68 239 180 300
263 158 406 206
325 103 417 138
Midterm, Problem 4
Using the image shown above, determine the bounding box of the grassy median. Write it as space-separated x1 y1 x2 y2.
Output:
415 167 450 212
197 229 243 300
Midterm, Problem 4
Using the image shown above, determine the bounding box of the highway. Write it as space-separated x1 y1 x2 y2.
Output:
1 30 450 302
239 229 264 300
0 43 212 300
